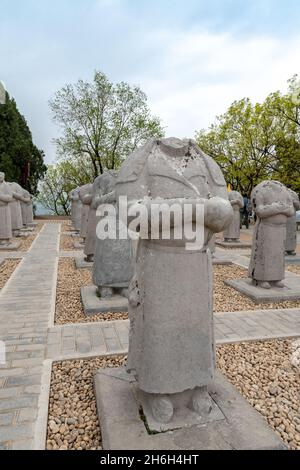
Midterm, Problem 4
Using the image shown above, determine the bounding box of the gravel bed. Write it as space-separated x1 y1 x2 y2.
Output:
286 265 300 275
55 258 128 324
60 234 82 251
14 222 44 251
0 259 20 289
217 339 300 450
55 261 300 325
213 265 300 312
46 355 126 450
47 339 300 450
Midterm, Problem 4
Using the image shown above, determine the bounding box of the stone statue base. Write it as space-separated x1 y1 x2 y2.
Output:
75 256 93 270
94 367 286 450
285 254 300 265
81 286 128 315
216 240 252 249
0 241 21 251
226 275 300 303
27 222 38 227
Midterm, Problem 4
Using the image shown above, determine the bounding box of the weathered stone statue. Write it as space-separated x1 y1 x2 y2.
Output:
8 182 24 236
69 188 81 232
223 190 244 242
93 170 135 299
0 81 6 105
79 184 93 241
285 189 300 256
249 180 294 289
115 137 233 424
20 189 33 226
0 172 13 245
84 176 102 263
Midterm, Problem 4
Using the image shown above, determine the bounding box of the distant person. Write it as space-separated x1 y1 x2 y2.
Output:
240 193 250 229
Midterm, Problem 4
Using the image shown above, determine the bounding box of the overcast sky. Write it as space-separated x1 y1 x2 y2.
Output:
1 0 300 163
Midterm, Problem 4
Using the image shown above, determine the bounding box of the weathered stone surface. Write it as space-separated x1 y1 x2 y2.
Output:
249 181 294 289
285 189 300 255
78 184 93 240
223 190 244 241
81 286 128 315
20 189 34 226
83 176 103 261
0 172 13 244
115 137 233 425
94 367 286 450
69 187 82 232
0 241 21 251
93 170 134 299
8 182 25 235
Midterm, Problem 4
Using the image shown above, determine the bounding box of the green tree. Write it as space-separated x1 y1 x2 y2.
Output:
196 81 300 195
0 92 46 193
37 157 93 215
49 71 164 176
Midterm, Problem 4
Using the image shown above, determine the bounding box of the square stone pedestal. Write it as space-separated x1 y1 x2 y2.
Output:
21 227 34 232
27 222 38 227
71 233 81 238
216 240 252 249
81 286 128 315
0 242 21 251
73 241 85 250
212 255 232 265
94 368 286 450
285 254 300 265
75 257 93 270
226 275 300 303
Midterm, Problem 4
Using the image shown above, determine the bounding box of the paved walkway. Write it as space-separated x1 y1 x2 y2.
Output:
0 223 59 450
0 223 300 450
46 307 300 361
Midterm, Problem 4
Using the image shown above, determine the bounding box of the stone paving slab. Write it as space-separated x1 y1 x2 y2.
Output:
216 240 252 249
46 308 300 362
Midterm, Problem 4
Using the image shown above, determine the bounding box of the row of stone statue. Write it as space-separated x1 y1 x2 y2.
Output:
223 187 299 257
0 172 34 246
69 138 298 425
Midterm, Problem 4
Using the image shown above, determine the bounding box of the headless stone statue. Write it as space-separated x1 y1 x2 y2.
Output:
93 170 135 299
69 188 82 232
78 184 93 241
8 182 24 236
223 190 244 242
249 181 294 289
115 137 233 424
84 176 103 263
20 189 32 226
285 189 300 256
0 172 13 245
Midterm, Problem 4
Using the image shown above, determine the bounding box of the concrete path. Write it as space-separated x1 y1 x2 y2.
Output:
0 222 300 450
0 223 59 450
46 307 300 361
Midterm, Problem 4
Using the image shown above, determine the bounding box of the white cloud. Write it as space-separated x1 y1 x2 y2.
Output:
130 30 300 137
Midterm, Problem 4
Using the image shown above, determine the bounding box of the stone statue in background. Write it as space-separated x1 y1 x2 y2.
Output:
285 189 300 256
84 176 102 263
0 172 13 245
78 184 93 241
20 189 33 226
93 170 135 299
8 182 24 236
223 190 244 242
249 180 294 289
69 187 82 232
116 137 233 424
